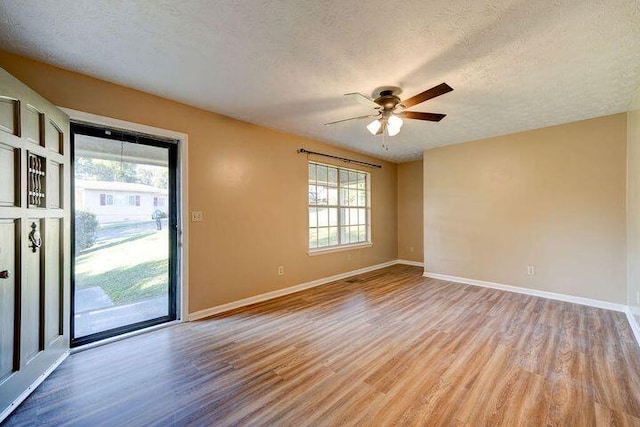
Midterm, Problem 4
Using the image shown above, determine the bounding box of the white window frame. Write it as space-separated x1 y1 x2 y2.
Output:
128 194 140 206
307 161 372 255
100 193 114 206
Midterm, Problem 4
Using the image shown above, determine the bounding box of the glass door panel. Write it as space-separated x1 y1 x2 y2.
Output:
71 124 177 345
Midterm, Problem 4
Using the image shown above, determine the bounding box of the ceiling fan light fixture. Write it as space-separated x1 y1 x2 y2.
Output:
386 115 403 137
336 82 452 140
366 119 382 135
387 124 401 137
388 115 403 128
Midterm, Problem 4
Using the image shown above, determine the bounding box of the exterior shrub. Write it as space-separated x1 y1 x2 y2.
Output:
75 210 98 252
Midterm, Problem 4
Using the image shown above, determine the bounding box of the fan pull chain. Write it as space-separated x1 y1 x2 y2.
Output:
381 128 389 151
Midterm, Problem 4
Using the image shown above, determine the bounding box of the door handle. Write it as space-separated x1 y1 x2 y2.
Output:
0 270 10 279
29 222 42 253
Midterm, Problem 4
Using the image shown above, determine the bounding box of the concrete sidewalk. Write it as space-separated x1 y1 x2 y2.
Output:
75 290 168 337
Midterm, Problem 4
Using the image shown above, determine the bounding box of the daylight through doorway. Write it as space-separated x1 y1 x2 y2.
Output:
71 123 178 346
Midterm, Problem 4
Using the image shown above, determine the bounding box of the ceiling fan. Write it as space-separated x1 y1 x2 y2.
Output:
325 83 453 137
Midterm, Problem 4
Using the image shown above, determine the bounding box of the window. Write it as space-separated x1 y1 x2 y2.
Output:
154 196 165 208
308 162 370 251
128 195 140 206
100 193 113 206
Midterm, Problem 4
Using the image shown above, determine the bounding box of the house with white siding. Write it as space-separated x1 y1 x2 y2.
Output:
75 180 168 224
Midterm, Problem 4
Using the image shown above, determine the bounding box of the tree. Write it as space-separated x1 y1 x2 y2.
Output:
75 157 168 188
75 158 138 182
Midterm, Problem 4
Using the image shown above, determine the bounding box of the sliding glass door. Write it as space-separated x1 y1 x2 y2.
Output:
71 123 178 346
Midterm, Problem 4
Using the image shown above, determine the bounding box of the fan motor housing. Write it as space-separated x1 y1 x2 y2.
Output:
372 86 402 110
374 91 401 110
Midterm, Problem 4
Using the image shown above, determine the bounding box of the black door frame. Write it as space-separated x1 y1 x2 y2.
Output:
70 122 179 347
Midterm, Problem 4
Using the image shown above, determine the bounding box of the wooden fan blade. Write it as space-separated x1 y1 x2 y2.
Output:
344 92 379 108
399 111 447 122
324 114 378 126
376 124 384 135
401 83 453 109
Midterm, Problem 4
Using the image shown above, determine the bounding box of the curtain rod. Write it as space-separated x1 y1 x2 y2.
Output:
297 148 382 169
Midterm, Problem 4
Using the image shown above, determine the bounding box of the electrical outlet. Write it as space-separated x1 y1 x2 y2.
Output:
278 266 284 276
527 266 535 275
409 246 414 252
191 211 203 222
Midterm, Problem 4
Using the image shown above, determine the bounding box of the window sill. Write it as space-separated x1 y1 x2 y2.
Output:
307 242 372 256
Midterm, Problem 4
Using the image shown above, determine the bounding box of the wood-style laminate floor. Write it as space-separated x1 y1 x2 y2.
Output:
5 265 640 426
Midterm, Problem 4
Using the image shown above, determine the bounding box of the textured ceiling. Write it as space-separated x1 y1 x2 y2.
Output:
1 0 639 162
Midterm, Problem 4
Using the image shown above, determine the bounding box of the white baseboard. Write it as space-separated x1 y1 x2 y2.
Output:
189 260 401 321
396 259 425 267
626 308 640 347
0 350 69 424
422 272 627 313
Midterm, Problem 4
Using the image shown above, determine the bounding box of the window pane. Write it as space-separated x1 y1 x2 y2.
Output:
328 167 338 185
309 208 317 227
349 190 358 206
309 185 317 205
329 227 339 246
349 172 358 188
317 165 328 184
309 228 318 249
339 169 349 187
329 208 338 226
318 227 329 247
350 208 359 225
318 208 329 227
358 208 366 225
350 226 359 242
308 163 316 183
339 188 347 205
340 226 349 244
357 173 366 189
328 188 338 205
357 190 366 207
358 225 366 242
340 208 349 225
316 185 328 205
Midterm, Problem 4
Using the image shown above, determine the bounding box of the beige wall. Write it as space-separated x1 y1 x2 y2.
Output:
628 88 640 323
0 50 398 313
3 49 634 313
397 160 423 262
423 114 627 304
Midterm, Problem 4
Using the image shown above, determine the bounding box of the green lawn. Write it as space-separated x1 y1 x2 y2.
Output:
75 230 169 304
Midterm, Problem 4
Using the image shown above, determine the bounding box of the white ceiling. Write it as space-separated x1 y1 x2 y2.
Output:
1 1 639 162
